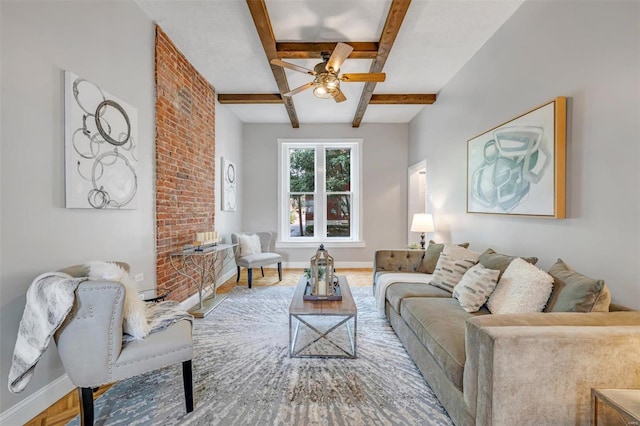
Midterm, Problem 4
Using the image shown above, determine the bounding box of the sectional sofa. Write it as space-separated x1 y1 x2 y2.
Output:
373 244 640 426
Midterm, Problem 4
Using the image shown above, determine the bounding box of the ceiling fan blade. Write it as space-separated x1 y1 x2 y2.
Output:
283 82 314 97
270 59 315 75
340 73 386 83
333 89 347 103
326 42 354 73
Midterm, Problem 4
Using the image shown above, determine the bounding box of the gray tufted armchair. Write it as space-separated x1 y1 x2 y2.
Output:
54 263 193 425
231 232 282 288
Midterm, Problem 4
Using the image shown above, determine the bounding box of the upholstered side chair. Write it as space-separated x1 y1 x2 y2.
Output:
54 263 193 426
231 232 282 288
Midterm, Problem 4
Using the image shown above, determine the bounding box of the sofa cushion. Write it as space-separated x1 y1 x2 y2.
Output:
400 297 489 390
545 258 611 312
385 282 451 314
453 264 500 313
430 245 480 293
417 240 470 274
487 258 553 314
478 248 538 279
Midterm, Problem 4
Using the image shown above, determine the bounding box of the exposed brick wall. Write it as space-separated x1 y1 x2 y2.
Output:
155 26 216 302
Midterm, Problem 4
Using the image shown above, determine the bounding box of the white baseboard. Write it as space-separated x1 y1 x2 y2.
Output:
0 373 75 425
282 261 373 269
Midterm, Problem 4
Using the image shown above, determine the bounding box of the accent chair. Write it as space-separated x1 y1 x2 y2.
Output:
54 263 194 425
231 232 282 288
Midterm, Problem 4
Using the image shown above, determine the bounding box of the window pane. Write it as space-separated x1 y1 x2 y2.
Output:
289 148 315 192
326 194 351 237
326 148 351 192
289 194 315 237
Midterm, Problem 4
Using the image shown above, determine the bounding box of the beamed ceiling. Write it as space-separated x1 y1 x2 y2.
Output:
135 0 524 128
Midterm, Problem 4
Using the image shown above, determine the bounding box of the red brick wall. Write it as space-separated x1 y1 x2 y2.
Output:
155 26 216 302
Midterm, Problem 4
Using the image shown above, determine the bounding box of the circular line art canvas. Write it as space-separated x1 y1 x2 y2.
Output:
222 157 237 211
64 71 139 209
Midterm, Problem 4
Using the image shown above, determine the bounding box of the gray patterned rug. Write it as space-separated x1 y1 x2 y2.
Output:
69 286 453 425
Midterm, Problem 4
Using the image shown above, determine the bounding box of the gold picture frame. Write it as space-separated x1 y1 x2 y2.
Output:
467 97 566 218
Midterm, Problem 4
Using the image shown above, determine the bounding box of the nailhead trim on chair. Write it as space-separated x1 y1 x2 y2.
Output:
107 286 122 383
114 345 192 367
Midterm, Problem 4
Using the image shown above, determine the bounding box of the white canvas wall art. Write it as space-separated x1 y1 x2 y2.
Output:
222 157 237 211
64 71 138 209
467 97 566 218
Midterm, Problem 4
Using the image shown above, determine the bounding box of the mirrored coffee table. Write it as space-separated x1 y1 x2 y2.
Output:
288 275 357 358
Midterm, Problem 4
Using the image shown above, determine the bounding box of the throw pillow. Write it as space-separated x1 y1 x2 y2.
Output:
86 261 150 340
478 248 538 279
238 234 262 257
486 258 554 314
417 240 470 274
544 258 611 312
453 264 500 313
429 245 480 293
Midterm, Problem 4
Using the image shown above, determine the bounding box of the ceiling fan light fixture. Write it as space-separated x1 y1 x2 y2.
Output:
312 73 340 99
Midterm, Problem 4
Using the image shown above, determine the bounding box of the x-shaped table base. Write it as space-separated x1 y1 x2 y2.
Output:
289 313 357 358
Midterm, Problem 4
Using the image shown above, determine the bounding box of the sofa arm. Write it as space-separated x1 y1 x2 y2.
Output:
54 281 125 387
467 323 640 426
373 250 425 278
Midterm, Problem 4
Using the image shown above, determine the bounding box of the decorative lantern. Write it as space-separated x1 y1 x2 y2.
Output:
310 244 334 297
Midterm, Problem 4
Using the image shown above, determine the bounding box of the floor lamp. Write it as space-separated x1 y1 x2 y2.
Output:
410 213 435 250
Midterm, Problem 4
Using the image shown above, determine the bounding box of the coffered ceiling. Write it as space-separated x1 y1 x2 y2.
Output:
135 0 523 127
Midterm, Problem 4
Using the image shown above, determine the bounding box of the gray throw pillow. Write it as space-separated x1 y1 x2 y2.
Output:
417 240 469 274
478 248 538 279
545 258 611 312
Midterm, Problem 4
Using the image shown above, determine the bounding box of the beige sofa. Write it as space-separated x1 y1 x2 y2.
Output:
373 249 640 426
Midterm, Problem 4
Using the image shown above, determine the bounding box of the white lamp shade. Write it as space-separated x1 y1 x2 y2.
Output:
410 213 435 233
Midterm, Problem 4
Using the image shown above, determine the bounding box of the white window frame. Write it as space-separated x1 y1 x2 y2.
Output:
277 138 364 248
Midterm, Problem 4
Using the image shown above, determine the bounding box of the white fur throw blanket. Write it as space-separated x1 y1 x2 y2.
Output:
123 300 193 344
374 272 433 318
8 272 87 393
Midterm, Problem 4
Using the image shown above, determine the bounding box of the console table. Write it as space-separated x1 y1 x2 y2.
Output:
170 243 237 318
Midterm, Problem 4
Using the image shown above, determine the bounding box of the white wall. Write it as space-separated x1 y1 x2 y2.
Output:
215 102 243 278
242 123 409 266
0 0 155 417
408 0 640 308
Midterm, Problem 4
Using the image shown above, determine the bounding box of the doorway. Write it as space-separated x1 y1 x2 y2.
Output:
407 160 427 245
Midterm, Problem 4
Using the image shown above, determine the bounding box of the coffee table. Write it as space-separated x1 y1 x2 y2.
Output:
288 275 357 358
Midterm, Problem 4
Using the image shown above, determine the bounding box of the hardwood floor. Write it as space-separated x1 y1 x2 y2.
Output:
24 268 372 425
24 385 112 426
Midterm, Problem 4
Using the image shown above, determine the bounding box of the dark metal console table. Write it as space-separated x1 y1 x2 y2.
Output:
170 243 237 318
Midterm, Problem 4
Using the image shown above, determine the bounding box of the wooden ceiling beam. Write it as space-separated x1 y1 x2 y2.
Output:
218 94 284 104
370 94 437 104
276 42 379 59
246 0 299 127
352 0 411 127
218 93 436 105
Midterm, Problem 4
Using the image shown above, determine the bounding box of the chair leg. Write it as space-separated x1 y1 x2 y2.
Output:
261 266 265 277
248 268 253 289
182 360 194 413
278 262 282 281
78 387 94 426
236 266 241 283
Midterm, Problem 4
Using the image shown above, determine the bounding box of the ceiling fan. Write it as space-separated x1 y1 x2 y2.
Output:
270 42 386 103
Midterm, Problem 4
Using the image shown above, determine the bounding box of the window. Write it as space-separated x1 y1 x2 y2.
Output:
278 139 363 247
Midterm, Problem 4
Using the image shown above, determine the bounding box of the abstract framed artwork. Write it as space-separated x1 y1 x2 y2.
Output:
64 71 138 209
221 157 237 211
467 97 566 218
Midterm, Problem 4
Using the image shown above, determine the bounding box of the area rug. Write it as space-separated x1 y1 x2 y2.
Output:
69 286 453 425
